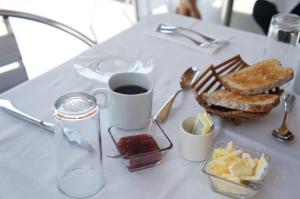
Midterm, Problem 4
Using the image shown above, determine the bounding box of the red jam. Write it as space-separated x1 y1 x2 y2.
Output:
117 134 162 171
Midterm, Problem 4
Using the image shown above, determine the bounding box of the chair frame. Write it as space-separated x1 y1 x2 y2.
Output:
0 9 97 93
0 9 97 47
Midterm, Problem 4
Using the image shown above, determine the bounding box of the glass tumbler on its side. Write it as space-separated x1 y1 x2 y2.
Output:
264 14 300 66
54 92 105 198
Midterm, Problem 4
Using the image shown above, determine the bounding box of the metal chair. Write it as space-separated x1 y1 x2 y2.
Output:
0 9 97 93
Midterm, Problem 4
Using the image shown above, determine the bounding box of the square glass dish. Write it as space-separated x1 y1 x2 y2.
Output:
202 141 271 199
108 119 173 172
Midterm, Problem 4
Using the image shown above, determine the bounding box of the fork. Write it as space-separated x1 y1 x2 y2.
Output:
157 24 231 47
157 24 215 42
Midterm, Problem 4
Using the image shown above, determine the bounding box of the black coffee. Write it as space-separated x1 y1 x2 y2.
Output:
113 85 148 95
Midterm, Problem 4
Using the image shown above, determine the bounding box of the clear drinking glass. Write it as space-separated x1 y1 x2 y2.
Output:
264 14 300 66
54 92 105 198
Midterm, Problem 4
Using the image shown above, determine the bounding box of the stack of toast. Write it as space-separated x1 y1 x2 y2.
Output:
199 59 294 124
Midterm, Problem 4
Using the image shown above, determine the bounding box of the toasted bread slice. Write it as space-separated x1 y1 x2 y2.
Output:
220 59 293 95
201 90 280 112
198 98 271 125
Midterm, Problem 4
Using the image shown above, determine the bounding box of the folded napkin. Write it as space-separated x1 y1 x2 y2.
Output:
146 24 233 54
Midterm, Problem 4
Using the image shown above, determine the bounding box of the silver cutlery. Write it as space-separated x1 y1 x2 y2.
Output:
157 24 230 47
199 37 232 48
272 94 295 142
157 24 203 46
154 67 199 123
0 99 94 152
158 24 214 41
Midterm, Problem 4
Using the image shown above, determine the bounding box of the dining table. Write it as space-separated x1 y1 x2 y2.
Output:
1 14 300 199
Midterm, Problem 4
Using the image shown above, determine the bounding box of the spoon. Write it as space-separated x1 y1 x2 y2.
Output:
157 24 215 42
0 99 94 152
157 24 203 46
154 66 199 123
272 94 295 142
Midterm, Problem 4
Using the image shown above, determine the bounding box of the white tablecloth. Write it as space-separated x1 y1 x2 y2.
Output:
1 14 300 199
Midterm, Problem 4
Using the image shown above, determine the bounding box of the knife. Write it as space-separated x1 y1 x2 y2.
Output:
0 99 93 153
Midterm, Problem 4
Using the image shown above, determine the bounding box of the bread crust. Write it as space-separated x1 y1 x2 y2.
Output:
220 59 294 95
201 90 280 112
198 96 271 125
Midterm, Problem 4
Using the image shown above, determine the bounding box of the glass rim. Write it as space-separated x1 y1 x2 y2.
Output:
272 13 300 29
54 92 98 120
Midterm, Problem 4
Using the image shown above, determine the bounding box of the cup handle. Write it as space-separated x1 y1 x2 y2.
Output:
92 88 108 109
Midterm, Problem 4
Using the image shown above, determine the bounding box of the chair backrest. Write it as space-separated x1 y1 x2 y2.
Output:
0 16 28 93
0 9 97 93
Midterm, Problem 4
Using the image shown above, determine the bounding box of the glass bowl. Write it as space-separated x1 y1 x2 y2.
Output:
94 56 135 76
202 141 271 199
73 52 154 83
108 119 173 172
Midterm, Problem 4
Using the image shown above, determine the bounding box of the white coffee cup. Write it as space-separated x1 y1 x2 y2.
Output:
93 72 153 130
179 116 214 162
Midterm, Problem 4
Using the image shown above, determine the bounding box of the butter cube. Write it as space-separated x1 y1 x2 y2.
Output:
221 173 241 184
225 141 234 153
192 113 213 135
213 148 226 159
228 159 253 177
225 155 241 165
254 153 268 179
242 153 257 168
207 161 229 176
